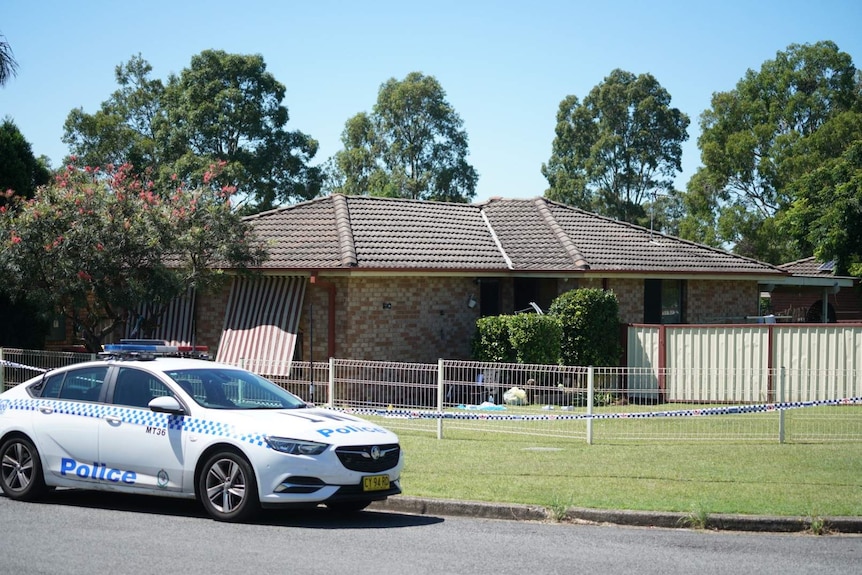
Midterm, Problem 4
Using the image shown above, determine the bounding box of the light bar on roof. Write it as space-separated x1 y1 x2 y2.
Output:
101 340 210 360
104 343 178 354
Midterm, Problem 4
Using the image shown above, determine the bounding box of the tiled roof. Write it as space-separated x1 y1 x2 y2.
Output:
536 199 779 273
244 195 344 268
778 257 834 276
245 195 784 276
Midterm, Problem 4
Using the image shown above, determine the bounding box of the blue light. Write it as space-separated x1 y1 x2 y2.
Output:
104 343 179 354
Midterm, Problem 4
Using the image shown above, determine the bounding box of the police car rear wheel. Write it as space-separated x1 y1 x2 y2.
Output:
0 437 47 501
199 451 259 522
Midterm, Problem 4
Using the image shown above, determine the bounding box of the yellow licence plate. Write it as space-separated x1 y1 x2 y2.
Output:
362 475 390 491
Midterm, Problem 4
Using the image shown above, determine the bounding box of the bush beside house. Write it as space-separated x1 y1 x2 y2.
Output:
472 288 621 368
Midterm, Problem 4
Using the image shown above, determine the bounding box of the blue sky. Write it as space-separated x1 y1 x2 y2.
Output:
3 0 861 203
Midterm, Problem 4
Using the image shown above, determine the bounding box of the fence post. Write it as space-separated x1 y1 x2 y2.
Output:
329 357 335 407
586 366 594 445
437 359 445 440
0 348 5 391
778 366 785 444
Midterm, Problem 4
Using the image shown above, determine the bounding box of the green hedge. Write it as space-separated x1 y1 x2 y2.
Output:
472 288 622 368
472 313 561 364
548 288 621 367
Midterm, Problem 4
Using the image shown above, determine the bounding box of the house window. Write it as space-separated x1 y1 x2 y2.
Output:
46 314 66 341
479 279 500 317
644 279 685 324
513 278 558 314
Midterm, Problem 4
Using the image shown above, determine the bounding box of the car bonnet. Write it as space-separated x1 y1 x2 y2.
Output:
215 407 398 446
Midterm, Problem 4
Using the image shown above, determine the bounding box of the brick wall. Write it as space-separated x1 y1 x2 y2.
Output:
296 276 349 362
336 276 480 362
581 278 642 324
195 282 232 352
188 275 764 363
576 277 758 324
687 279 758 323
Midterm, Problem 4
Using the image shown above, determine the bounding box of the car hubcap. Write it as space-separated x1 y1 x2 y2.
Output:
205 459 246 513
2 443 33 491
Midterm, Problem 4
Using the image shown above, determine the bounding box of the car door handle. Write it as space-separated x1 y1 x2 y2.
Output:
39 406 54 414
104 415 123 426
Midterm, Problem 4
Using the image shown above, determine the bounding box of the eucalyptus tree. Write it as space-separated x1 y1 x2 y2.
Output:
63 51 321 212
542 69 689 226
63 55 165 177
783 110 862 275
331 72 478 202
694 41 861 262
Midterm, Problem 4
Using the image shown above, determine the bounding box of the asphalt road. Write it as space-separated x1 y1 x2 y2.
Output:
1 491 859 575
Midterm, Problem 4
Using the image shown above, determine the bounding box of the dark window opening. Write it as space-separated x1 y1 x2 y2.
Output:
479 279 500 317
805 301 836 323
644 279 686 324
513 278 557 314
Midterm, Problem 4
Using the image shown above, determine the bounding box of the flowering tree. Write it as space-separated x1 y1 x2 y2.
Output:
0 161 266 351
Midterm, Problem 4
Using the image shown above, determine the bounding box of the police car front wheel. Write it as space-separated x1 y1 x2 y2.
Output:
198 451 259 522
0 436 48 501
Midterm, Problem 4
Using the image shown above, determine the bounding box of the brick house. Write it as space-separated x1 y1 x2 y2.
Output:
766 257 860 322
174 195 796 367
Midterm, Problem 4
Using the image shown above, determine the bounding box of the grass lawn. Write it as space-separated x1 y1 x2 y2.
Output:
393 428 862 518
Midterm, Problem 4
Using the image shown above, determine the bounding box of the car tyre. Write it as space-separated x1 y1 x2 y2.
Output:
198 451 259 522
0 436 48 501
326 500 372 513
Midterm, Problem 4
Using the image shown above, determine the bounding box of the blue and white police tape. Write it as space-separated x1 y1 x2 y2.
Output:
0 360 48 373
338 395 862 422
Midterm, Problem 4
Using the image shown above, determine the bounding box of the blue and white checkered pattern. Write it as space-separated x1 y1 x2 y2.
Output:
2 398 270 448
339 396 862 422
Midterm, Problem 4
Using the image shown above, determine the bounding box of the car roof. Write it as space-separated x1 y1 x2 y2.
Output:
28 356 240 382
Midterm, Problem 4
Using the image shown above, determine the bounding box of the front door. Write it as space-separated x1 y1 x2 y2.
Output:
97 366 187 492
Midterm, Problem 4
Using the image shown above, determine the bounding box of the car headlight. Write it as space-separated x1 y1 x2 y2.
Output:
265 436 329 456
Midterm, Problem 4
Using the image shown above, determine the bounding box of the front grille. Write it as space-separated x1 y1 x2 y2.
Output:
335 443 400 473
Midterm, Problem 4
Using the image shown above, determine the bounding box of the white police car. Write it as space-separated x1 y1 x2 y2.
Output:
0 343 403 522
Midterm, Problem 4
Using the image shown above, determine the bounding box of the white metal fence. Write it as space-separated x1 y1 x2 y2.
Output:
2 348 860 444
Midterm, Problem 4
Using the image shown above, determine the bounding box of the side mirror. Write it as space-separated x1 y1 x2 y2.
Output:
149 395 185 414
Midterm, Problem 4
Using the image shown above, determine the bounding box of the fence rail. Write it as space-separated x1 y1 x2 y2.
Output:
2 348 860 444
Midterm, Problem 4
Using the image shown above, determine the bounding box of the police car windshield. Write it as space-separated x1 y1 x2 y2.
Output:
165 368 307 410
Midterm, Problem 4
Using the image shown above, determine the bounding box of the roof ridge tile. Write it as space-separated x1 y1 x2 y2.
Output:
533 198 590 270
334 194 357 267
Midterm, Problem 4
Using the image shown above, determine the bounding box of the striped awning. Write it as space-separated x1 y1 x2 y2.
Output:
126 289 196 346
216 276 306 375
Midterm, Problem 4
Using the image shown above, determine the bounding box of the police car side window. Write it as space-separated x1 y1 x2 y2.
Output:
39 373 65 398
113 368 172 408
54 367 108 401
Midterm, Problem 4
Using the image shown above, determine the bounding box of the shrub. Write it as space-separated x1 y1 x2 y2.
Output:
472 313 561 365
507 313 561 365
472 316 516 363
549 288 622 367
